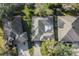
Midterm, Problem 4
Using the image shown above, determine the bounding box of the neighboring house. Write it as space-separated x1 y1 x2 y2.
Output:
58 16 78 42
2 16 30 56
58 16 79 55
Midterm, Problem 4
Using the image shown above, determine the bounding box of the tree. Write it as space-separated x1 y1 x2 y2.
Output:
41 39 73 56
34 4 53 17
0 4 15 20
61 4 79 16
22 5 31 19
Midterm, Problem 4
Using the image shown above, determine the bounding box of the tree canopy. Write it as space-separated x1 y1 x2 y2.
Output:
41 39 73 56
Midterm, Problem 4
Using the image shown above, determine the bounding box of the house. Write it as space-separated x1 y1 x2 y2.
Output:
58 16 79 55
2 16 30 56
58 16 79 42
32 16 54 55
32 16 54 41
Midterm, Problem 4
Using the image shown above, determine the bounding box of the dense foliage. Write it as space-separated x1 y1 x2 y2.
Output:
41 39 73 56
34 4 53 16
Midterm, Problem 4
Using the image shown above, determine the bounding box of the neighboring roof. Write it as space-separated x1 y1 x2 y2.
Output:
58 16 79 42
61 28 79 42
32 16 54 41
2 16 28 44
11 16 23 35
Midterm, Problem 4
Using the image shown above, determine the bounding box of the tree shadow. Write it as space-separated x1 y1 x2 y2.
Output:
21 19 33 49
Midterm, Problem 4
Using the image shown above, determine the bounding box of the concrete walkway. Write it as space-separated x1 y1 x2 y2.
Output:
33 41 41 56
33 46 41 56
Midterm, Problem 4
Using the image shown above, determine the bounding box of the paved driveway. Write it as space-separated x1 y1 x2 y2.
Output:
33 41 41 56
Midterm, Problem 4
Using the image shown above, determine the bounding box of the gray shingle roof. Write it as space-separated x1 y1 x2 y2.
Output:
32 16 54 41
59 16 79 43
